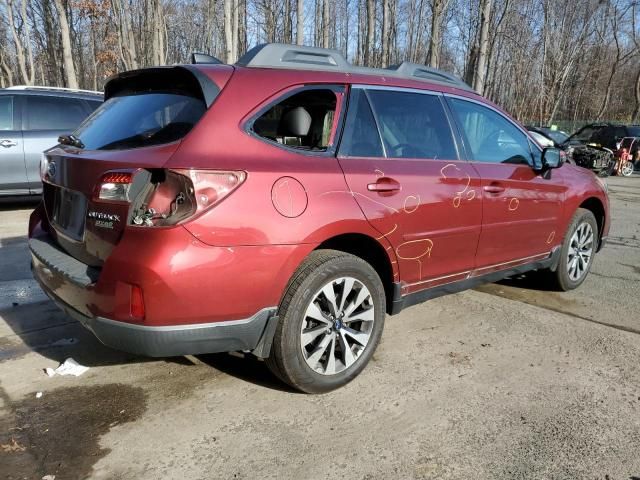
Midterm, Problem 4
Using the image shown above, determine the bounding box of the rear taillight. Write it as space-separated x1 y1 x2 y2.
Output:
171 169 246 215
130 169 246 227
95 171 135 203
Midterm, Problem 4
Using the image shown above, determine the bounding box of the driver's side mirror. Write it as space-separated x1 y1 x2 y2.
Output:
541 147 564 169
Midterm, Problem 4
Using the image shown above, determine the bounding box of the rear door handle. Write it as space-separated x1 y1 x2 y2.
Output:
483 184 505 194
0 139 17 148
367 177 401 193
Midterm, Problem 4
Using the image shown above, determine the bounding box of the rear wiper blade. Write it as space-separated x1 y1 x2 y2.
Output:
58 134 85 149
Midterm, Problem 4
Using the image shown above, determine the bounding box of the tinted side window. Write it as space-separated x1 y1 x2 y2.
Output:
449 98 531 164
0 96 13 130
338 89 384 158
24 96 88 131
368 90 457 159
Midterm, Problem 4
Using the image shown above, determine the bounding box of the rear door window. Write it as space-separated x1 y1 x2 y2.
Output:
338 89 384 158
366 89 457 159
23 96 88 131
73 93 206 150
251 87 344 152
0 96 13 130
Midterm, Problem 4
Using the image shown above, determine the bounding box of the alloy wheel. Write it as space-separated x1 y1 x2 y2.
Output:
621 161 634 177
567 222 594 281
300 277 375 375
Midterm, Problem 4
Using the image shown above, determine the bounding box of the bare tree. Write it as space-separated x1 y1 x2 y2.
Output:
224 0 233 62
52 0 78 88
2 0 35 85
594 1 634 120
322 0 330 48
382 0 391 66
297 0 304 44
0 0 638 125
427 0 449 68
365 0 375 65
472 0 492 94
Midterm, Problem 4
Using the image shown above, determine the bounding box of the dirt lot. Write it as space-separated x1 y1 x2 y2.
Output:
1 176 640 480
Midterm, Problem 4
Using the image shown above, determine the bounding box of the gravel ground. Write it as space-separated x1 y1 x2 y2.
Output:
1 175 639 480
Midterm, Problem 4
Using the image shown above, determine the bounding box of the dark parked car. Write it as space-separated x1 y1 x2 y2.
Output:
0 86 102 196
568 123 640 151
563 123 640 176
525 126 570 146
30 43 609 393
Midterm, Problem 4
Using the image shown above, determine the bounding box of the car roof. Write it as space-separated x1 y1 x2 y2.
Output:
234 43 474 92
0 86 102 100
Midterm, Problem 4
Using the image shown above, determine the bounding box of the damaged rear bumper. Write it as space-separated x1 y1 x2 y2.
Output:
34 272 275 357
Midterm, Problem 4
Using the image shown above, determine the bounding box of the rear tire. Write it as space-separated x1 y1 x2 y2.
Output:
266 250 385 393
549 208 598 291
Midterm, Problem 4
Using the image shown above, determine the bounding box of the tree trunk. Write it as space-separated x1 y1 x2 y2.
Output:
322 0 330 48
428 0 447 68
365 0 375 65
297 0 304 44
53 0 78 88
224 0 233 63
632 65 640 122
473 0 492 94
232 0 239 60
4 0 34 85
381 0 390 66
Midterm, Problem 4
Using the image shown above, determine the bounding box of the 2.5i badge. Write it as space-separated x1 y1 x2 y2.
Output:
88 211 120 229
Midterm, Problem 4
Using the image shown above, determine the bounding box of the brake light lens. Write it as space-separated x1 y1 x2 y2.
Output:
95 171 135 202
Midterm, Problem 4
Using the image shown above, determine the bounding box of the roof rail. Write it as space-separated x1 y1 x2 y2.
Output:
4 85 102 95
235 43 472 91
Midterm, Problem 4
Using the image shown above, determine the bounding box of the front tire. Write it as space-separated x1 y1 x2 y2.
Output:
266 250 386 393
551 208 598 291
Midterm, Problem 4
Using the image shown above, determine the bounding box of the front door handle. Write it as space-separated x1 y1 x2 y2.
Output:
0 139 17 148
367 177 401 193
483 184 505 194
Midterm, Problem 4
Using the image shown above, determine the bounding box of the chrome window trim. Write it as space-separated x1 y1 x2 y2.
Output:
351 84 441 96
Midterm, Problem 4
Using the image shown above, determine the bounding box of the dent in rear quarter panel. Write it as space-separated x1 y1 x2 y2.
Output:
164 67 400 277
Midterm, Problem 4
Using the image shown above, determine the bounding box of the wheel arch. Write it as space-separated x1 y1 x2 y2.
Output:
315 233 397 314
578 197 606 251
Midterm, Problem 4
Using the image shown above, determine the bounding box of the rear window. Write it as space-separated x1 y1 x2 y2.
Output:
73 93 206 150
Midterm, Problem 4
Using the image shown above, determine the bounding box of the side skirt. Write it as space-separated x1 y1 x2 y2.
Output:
390 248 561 315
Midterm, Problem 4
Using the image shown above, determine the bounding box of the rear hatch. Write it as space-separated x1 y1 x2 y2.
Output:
40 65 233 266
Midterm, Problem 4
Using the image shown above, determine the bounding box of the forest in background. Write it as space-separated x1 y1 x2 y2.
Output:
1 0 639 129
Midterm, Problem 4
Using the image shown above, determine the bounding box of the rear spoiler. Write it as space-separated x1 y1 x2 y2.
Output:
103 65 222 108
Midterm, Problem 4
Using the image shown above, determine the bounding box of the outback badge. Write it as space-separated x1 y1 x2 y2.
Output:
87 211 120 230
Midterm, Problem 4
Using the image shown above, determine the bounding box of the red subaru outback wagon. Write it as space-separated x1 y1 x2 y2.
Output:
29 44 610 393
